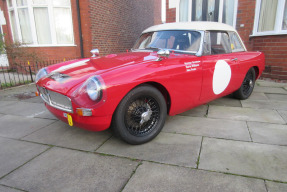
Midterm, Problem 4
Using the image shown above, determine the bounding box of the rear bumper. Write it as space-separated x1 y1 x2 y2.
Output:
46 104 112 131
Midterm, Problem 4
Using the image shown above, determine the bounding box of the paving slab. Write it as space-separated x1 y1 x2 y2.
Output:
0 101 46 117
0 115 55 139
0 185 23 192
208 97 242 107
0 84 37 97
123 162 266 192
0 137 49 178
241 100 287 110
23 121 112 151
199 137 287 182
34 110 58 120
163 116 250 141
0 147 139 192
97 132 202 167
256 80 287 88
22 96 43 103
0 84 37 101
248 122 287 145
247 92 269 100
0 101 16 108
208 105 285 124
253 86 287 94
266 181 287 192
178 105 208 117
277 110 287 123
266 93 287 101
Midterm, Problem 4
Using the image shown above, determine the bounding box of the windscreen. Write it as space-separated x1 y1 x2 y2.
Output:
133 30 201 53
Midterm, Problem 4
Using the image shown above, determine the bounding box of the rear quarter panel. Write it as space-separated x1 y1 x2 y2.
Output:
237 51 265 86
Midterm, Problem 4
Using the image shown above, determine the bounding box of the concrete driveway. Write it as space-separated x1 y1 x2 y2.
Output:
0 80 287 192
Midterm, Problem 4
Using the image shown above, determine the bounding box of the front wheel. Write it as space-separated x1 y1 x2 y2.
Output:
233 67 256 100
112 85 167 145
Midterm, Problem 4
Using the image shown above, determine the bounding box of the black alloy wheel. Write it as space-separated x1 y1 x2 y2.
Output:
234 67 256 100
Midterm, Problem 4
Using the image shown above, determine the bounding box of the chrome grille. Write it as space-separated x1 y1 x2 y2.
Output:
37 86 73 113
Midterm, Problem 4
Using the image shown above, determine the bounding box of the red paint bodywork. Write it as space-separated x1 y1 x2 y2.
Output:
37 50 265 131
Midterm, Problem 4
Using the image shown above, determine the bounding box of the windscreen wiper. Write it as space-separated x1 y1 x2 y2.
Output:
145 46 159 50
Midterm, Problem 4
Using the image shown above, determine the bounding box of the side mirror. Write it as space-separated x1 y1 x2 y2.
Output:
90 49 99 57
156 49 170 61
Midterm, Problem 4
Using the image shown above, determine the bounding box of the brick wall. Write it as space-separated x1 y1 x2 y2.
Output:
166 1 176 23
165 0 287 81
253 36 287 80
236 0 256 51
89 0 161 56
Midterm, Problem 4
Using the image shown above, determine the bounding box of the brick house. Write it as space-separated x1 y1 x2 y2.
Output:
0 0 161 63
165 0 287 81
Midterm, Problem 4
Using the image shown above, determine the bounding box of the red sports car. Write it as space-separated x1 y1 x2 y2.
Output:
36 22 265 144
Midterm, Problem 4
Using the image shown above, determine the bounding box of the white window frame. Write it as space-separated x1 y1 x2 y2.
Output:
176 0 238 28
252 0 287 37
7 0 75 47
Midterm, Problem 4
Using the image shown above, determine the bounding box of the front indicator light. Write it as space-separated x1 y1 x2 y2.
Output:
76 108 92 116
35 91 39 96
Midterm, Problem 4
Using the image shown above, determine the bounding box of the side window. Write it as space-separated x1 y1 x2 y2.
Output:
210 31 231 55
229 32 245 52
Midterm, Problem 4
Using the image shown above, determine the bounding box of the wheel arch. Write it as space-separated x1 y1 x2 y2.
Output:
252 66 260 79
142 81 171 114
112 81 172 116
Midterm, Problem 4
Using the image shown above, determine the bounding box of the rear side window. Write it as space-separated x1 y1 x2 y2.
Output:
209 31 231 55
229 32 245 52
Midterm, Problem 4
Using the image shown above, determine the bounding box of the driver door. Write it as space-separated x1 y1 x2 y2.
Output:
200 31 240 103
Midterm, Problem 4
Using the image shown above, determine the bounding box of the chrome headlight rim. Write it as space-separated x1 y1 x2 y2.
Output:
86 76 103 101
35 68 48 83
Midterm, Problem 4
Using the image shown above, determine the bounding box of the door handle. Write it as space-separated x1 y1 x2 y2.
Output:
231 58 238 61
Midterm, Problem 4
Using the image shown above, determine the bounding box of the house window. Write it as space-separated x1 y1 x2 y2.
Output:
253 0 287 36
178 0 238 27
179 0 189 22
7 0 74 46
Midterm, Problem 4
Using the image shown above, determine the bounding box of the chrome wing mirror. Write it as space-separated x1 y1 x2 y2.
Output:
91 49 99 57
156 49 170 61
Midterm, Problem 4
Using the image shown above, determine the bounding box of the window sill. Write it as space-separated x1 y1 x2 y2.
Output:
250 32 287 38
21 44 77 48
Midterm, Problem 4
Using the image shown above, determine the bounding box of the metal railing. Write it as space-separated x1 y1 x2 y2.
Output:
0 58 77 90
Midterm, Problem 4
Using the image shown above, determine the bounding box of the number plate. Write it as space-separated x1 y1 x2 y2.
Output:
67 114 73 126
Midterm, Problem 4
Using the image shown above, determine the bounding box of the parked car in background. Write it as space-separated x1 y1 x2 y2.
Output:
35 22 265 144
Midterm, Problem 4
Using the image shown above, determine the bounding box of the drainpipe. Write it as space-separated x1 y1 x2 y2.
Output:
76 0 84 58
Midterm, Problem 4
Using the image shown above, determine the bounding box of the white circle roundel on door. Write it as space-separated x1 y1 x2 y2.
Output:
212 60 231 95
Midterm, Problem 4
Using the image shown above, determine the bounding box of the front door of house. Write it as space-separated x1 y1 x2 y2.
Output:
0 9 9 67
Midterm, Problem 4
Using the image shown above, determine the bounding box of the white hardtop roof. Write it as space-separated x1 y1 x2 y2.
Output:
142 22 237 33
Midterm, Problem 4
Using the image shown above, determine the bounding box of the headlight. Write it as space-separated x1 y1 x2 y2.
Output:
71 75 106 108
35 68 48 82
86 77 102 101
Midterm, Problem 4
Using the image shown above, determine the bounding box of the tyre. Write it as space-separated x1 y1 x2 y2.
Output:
233 67 256 100
112 85 167 145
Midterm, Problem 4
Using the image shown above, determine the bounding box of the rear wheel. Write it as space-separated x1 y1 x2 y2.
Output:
112 85 167 145
233 67 255 100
